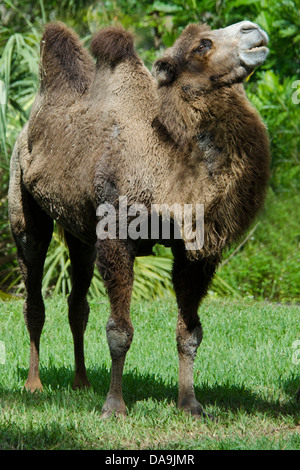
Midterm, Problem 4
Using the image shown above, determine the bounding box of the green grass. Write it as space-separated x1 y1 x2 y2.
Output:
0 295 299 450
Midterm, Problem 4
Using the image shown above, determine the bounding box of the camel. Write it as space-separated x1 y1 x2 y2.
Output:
9 20 270 418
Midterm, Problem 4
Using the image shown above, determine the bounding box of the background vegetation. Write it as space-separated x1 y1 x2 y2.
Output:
0 0 299 302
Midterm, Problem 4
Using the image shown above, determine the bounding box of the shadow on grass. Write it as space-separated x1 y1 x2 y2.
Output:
1 364 299 418
0 421 87 450
0 367 299 449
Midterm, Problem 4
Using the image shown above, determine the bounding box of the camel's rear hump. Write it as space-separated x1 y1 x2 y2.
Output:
91 26 138 68
39 22 94 96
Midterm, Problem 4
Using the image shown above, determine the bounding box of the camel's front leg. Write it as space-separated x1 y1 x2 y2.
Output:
172 245 217 417
96 238 135 418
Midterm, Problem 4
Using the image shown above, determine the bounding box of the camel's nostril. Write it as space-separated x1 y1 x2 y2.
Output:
241 26 258 34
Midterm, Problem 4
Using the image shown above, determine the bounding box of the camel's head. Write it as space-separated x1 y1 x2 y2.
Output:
153 21 269 91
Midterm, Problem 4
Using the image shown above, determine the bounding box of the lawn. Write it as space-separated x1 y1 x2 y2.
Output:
0 295 299 450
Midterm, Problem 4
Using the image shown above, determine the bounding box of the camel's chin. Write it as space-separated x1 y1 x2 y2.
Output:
239 46 269 69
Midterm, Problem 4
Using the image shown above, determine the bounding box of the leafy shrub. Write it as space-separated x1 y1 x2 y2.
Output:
41 226 173 301
246 71 300 194
214 191 300 302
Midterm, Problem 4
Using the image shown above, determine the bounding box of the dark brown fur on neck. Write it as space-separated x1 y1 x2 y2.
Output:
154 82 270 257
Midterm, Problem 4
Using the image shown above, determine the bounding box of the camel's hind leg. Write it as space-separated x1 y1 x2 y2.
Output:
64 231 96 389
172 245 217 418
9 185 53 392
96 238 135 418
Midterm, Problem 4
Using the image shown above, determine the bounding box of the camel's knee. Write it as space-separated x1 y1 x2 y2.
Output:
106 318 134 360
177 324 203 359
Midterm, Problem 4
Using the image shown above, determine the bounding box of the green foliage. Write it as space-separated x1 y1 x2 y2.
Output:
247 71 300 193
42 226 173 301
0 31 39 161
214 190 300 302
0 0 299 302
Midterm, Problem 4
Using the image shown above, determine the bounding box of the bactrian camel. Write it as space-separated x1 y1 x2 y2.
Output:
9 20 270 418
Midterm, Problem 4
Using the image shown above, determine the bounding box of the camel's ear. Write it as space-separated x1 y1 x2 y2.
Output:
152 57 178 86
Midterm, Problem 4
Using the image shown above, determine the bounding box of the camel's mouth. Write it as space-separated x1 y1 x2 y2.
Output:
244 43 269 59
237 24 269 71
239 41 269 70
249 43 268 52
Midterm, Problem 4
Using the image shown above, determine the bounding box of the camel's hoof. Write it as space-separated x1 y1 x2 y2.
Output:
101 395 127 419
72 376 91 390
25 378 43 393
101 409 127 420
179 398 216 421
192 409 217 421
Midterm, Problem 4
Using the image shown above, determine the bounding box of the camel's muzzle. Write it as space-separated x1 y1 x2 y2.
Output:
239 22 269 69
222 21 269 70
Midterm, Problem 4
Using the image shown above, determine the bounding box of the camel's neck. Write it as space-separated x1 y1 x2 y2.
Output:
154 83 270 258
156 83 247 147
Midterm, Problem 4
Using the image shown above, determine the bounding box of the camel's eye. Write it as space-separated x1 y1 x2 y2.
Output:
193 39 212 54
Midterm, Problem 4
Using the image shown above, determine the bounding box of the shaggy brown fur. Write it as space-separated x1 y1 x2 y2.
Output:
91 26 138 67
9 21 270 418
40 22 94 94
